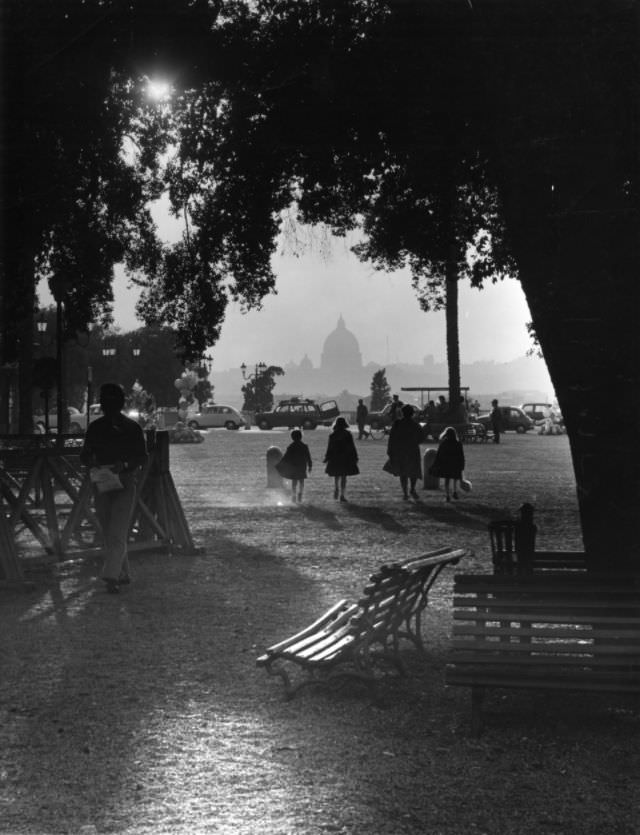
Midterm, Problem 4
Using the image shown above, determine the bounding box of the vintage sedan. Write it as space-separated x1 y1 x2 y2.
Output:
255 398 339 430
187 404 246 430
476 406 534 434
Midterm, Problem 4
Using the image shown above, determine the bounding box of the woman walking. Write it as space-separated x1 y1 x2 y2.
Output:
323 417 359 502
431 426 465 502
387 404 423 500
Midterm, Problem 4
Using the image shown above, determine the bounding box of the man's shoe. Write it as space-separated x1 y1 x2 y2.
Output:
340 495 347 502
118 575 131 585
452 492 459 500
410 489 419 499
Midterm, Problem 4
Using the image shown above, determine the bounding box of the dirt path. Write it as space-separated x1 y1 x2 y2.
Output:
1 433 638 834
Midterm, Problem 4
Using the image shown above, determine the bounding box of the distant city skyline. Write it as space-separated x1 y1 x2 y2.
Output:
38 204 548 376
104 242 540 372
209 315 554 410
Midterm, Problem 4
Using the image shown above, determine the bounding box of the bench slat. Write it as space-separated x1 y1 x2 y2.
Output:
453 610 640 625
453 625 640 640
453 598 640 612
452 641 640 665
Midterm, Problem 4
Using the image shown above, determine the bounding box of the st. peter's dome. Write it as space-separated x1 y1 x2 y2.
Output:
320 316 363 374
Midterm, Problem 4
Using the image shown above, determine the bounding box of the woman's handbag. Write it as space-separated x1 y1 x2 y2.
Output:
90 466 123 493
382 458 398 476
460 477 472 493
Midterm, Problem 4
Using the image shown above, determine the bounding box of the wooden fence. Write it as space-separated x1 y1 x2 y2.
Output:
0 431 196 586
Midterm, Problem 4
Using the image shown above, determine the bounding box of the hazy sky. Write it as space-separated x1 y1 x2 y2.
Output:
41 196 538 372
106 199 537 373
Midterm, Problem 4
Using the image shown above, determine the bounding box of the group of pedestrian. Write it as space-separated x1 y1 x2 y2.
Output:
81 382 469 595
277 416 359 503
277 403 468 504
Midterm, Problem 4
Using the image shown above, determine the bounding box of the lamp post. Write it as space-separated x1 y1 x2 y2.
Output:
49 274 72 435
35 313 54 433
240 361 267 412
240 362 267 381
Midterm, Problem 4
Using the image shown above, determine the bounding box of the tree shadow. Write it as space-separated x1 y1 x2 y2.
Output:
298 504 343 530
406 498 503 533
342 503 407 533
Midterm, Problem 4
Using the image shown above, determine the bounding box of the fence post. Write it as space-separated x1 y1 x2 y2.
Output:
423 448 439 490
266 447 283 488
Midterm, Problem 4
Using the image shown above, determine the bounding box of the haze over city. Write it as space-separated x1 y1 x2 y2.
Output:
39 199 554 400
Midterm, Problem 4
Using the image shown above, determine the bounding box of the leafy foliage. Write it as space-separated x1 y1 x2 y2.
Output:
370 369 391 412
241 365 284 412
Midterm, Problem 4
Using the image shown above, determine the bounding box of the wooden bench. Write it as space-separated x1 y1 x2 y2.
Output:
257 547 470 699
446 573 640 735
489 515 587 576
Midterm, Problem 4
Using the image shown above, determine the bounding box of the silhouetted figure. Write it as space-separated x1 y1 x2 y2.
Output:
356 399 369 440
436 394 448 418
431 426 465 502
276 429 313 503
490 398 502 443
80 383 147 594
324 417 359 502
391 393 404 421
455 396 469 424
387 404 423 500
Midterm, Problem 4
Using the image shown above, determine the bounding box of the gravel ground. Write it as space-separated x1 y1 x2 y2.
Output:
1 430 638 835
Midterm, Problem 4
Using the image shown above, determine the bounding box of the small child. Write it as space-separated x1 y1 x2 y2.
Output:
431 426 465 502
276 429 313 503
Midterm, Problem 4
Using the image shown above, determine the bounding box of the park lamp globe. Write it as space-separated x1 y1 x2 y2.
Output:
145 77 172 103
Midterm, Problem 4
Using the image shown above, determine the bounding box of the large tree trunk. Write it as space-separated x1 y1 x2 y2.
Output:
445 267 461 416
500 175 639 568
488 3 640 568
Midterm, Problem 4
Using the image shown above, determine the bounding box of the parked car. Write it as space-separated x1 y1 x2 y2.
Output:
521 402 563 423
187 404 246 430
521 402 565 433
255 398 340 430
33 406 87 434
476 406 534 434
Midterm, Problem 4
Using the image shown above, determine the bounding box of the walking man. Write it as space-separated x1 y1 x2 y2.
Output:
356 398 369 440
81 383 147 593
490 398 503 444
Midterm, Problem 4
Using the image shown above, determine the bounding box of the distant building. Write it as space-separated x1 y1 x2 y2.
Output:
320 316 363 379
209 315 554 410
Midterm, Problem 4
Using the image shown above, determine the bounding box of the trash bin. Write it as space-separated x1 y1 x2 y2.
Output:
266 446 284 488
423 448 439 490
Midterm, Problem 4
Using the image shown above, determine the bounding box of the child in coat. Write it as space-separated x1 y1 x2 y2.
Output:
323 417 359 502
276 429 313 503
431 426 465 502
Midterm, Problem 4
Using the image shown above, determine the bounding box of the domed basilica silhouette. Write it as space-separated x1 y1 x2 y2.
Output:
320 315 363 377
